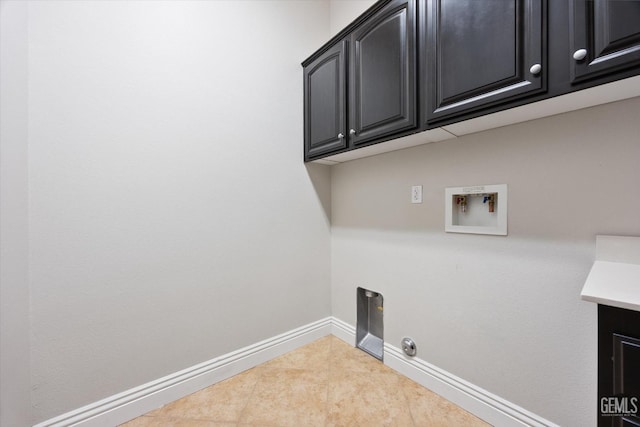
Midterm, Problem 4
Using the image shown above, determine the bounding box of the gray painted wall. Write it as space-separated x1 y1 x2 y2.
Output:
329 0 375 36
331 97 640 427
22 1 331 422
5 1 639 425
0 1 31 426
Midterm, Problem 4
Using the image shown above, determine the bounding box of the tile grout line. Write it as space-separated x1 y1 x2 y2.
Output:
398 375 418 427
235 366 265 426
323 336 334 427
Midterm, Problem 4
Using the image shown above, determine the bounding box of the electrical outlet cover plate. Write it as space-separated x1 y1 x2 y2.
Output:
411 185 423 204
445 184 507 235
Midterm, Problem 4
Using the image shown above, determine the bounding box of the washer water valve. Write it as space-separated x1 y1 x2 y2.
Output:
401 337 417 357
456 196 467 213
483 194 495 213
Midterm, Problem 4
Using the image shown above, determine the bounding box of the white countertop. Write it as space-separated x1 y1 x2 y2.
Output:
581 235 640 312
581 260 640 312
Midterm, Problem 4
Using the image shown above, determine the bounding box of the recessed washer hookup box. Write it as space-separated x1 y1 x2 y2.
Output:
445 184 508 236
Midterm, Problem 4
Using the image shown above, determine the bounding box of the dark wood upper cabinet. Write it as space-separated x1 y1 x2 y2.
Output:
302 0 416 161
303 41 347 161
349 0 417 146
570 0 640 84
302 0 640 162
422 0 546 124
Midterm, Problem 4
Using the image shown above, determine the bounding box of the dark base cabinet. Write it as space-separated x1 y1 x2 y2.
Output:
598 305 640 427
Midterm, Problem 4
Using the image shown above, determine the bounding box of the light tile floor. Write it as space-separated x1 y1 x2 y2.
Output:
120 335 491 427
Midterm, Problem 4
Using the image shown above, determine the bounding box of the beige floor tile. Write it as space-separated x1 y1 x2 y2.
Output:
143 407 165 417
156 367 262 423
121 335 490 427
325 368 414 427
238 367 328 427
120 415 235 426
119 415 157 427
400 377 491 427
329 337 392 375
260 336 331 371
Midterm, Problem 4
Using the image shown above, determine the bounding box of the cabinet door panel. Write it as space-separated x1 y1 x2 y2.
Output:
349 0 416 146
304 41 347 160
570 0 640 83
440 0 517 102
424 0 545 123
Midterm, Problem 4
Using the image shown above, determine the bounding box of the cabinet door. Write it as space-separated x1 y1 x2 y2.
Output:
570 0 640 84
613 334 640 427
304 41 347 160
349 0 416 146
423 0 545 123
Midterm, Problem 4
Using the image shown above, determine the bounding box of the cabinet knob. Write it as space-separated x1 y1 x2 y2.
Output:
529 63 542 75
337 133 344 139
349 129 357 136
573 49 588 61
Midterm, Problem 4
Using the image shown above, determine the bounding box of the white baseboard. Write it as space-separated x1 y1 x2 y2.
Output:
34 317 332 427
330 317 558 427
329 316 355 345
34 316 557 427
384 345 559 427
